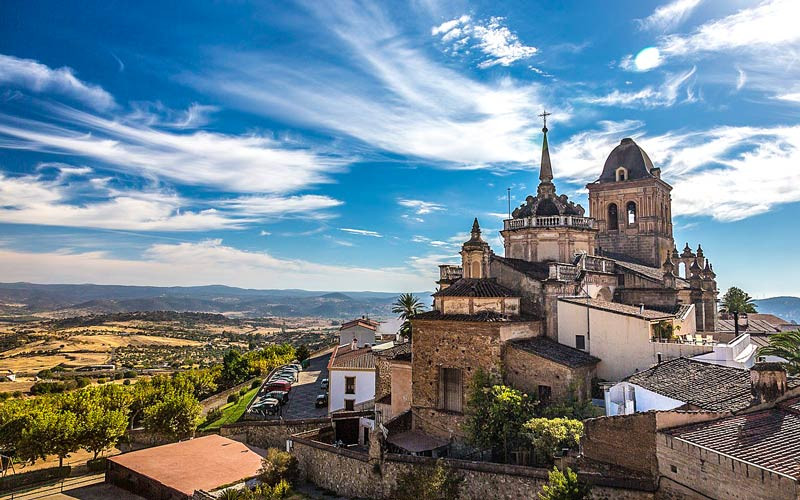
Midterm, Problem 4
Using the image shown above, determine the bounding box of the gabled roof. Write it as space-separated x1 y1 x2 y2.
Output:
329 344 375 370
625 358 800 412
373 342 411 360
664 396 800 478
433 278 518 298
413 310 537 323
559 297 674 321
508 337 599 368
717 319 781 334
340 317 379 331
491 255 551 281
613 259 689 289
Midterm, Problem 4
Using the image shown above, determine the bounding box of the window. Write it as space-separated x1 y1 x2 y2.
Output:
538 385 552 404
616 167 627 182
575 335 586 350
345 376 356 395
670 465 678 473
344 399 355 411
627 201 637 225
607 203 618 230
439 367 463 413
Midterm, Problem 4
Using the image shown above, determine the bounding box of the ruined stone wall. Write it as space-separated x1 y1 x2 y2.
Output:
374 355 392 402
220 418 332 449
582 412 660 477
503 345 594 401
616 288 678 310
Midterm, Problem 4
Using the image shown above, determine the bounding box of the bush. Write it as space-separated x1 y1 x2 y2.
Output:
227 393 239 404
114 372 124 380
251 380 262 390
253 479 292 499
123 379 131 386
526 418 584 466
391 460 460 500
96 378 107 385
258 448 298 486
0 392 9 401
239 387 249 397
76 377 92 388
123 370 137 379
205 406 224 424
538 467 590 500
12 390 22 398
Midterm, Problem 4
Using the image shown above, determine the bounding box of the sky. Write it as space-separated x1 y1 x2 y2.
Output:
0 0 799 297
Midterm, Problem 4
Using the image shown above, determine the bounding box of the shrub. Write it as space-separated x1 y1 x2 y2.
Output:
538 467 590 500
239 387 249 397
205 406 224 424
250 380 261 390
227 393 239 404
525 418 584 465
96 378 107 385
114 372 124 380
0 392 9 401
123 370 137 379
391 460 460 500
253 479 292 499
12 390 22 398
76 377 92 388
258 448 298 486
123 379 131 386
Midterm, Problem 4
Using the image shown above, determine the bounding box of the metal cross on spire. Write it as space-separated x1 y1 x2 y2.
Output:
538 109 551 132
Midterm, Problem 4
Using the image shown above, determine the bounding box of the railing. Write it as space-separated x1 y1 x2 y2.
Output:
438 265 463 281
549 263 579 281
504 216 595 231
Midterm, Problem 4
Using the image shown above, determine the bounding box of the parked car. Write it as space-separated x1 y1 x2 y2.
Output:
316 394 328 408
266 380 291 393
266 390 289 405
251 398 280 417
320 378 329 390
271 375 294 384
288 363 302 372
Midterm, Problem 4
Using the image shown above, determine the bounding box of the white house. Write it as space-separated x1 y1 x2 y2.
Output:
338 317 378 348
327 340 375 413
0 370 15 382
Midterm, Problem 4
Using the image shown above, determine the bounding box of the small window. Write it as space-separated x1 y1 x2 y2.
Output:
345 376 356 395
344 399 355 411
627 201 637 225
616 167 627 182
538 385 552 404
575 335 586 351
670 465 678 473
439 367 463 413
607 203 618 230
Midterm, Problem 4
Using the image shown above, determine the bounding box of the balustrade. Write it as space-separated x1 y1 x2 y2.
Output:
503 216 595 231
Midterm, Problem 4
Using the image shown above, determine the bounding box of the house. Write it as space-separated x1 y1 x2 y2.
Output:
374 342 412 423
338 316 378 348
604 357 800 416
0 370 15 382
327 340 375 413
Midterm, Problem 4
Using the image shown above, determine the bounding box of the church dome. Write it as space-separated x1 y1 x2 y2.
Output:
597 138 655 182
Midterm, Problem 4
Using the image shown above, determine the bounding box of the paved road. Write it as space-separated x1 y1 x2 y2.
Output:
251 350 331 421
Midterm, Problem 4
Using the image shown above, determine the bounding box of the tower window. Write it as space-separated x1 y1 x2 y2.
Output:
616 167 628 182
607 203 618 230
627 202 637 225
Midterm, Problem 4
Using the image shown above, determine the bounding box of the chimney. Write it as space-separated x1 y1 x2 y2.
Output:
639 304 645 315
750 362 787 404
351 338 358 350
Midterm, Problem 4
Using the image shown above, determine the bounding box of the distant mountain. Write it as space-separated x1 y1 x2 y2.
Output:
0 282 432 319
753 296 800 324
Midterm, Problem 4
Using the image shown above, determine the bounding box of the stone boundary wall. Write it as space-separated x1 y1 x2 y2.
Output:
220 411 372 449
0 466 71 492
289 433 655 500
200 377 259 415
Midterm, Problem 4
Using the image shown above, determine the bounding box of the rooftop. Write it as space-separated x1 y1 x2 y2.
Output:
718 318 782 334
508 337 599 368
492 255 551 281
612 258 689 289
559 297 675 321
413 310 538 323
433 278 518 298
625 357 800 412
329 344 375 370
373 342 412 360
339 317 379 331
108 435 266 496
664 397 800 478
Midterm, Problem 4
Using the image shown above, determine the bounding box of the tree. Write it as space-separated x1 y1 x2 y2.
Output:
143 392 201 439
392 293 425 340
525 418 584 465
757 329 800 375
81 407 128 460
538 467 591 500
720 287 757 337
295 344 310 363
391 460 460 500
463 371 536 463
221 349 250 385
258 448 298 486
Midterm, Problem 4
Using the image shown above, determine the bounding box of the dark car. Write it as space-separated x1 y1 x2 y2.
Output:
316 394 328 408
320 378 329 390
266 390 289 405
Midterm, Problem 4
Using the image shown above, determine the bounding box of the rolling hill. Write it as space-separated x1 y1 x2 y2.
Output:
753 296 800 324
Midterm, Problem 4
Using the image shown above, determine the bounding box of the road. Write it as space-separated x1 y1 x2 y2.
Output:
251 350 331 421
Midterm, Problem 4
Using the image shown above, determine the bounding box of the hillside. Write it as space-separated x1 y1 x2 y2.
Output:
0 282 432 319
753 296 800 324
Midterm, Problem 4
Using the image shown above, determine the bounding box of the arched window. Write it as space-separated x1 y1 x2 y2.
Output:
607 203 618 230
627 201 637 225
616 167 628 182
471 261 481 279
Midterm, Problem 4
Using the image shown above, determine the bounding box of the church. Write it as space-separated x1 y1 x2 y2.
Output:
401 116 721 454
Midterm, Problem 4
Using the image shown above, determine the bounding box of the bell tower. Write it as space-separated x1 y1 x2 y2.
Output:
587 138 674 268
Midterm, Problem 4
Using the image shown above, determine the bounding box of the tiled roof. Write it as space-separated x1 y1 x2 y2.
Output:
508 337 599 368
329 344 375 370
433 278 518 298
413 310 538 322
612 257 689 289
373 342 412 359
626 358 800 412
339 318 379 331
491 256 551 281
718 319 781 334
747 313 793 327
559 297 674 320
664 397 800 478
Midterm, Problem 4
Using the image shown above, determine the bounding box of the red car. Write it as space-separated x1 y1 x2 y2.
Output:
266 380 291 393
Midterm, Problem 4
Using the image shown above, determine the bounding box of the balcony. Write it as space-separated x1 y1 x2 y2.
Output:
503 216 595 231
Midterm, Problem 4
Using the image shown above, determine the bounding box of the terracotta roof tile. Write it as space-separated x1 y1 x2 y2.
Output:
508 337 599 367
329 344 375 370
433 278 518 298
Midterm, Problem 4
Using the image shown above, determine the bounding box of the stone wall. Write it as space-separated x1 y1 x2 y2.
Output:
290 432 655 500
375 355 392 402
199 377 258 415
107 460 185 500
503 343 594 401
220 412 373 450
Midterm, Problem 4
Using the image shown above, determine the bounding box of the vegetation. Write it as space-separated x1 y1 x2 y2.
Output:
258 448 299 486
721 286 757 337
200 386 259 431
757 329 800 375
538 467 591 500
143 392 202 439
652 320 681 341
391 460 461 500
295 344 310 363
392 293 425 340
525 418 584 465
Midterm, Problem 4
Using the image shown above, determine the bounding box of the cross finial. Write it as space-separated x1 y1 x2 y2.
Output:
538 109 551 132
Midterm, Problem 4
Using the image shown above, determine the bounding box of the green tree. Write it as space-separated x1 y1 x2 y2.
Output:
525 418 584 465
80 407 128 459
463 370 536 463
175 369 218 399
222 349 251 385
391 293 425 340
757 329 800 375
258 448 298 486
538 467 591 500
295 344 310 363
143 392 201 439
391 460 460 500
720 286 757 337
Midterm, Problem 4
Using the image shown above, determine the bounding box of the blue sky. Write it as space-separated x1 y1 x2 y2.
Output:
0 0 799 296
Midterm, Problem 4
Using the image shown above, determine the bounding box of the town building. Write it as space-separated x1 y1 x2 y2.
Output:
0 370 15 382
374 342 412 423
327 340 375 413
338 316 378 348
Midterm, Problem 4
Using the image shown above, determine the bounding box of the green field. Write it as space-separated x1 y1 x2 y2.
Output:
200 386 260 431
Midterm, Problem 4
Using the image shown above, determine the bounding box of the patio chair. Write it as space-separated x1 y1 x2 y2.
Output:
684 334 694 344
705 335 714 344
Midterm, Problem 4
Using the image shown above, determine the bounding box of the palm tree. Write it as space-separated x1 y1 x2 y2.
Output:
392 293 425 341
720 286 757 337
757 330 800 375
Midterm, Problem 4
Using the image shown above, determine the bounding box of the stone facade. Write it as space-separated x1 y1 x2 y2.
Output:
501 225 597 263
503 344 595 402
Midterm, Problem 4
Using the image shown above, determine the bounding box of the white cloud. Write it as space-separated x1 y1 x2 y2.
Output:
339 228 382 237
397 199 445 215
736 67 747 91
776 92 800 103
0 239 433 291
637 0 702 32
0 54 116 110
432 15 538 68
221 195 342 218
581 67 696 108
259 230 271 236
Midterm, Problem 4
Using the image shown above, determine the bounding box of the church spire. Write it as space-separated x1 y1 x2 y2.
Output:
538 110 553 184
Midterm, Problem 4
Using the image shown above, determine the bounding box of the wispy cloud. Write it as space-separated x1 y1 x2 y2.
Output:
581 67 696 108
637 0 702 32
397 199 445 215
432 15 538 68
339 227 382 237
0 54 116 110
